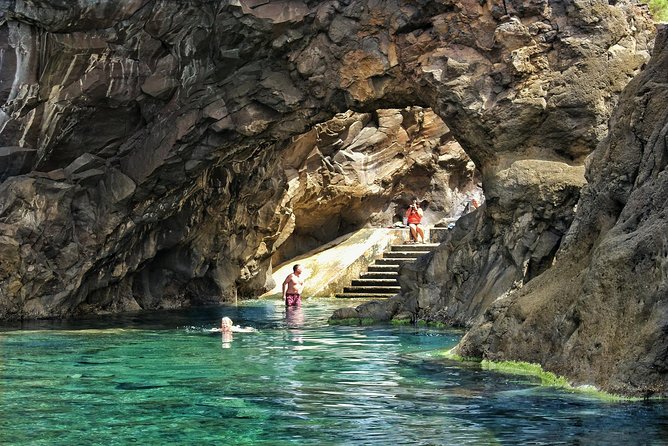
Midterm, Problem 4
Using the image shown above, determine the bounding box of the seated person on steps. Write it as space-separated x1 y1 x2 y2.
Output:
405 197 425 243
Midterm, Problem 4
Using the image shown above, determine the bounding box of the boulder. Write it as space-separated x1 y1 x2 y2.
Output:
0 146 37 182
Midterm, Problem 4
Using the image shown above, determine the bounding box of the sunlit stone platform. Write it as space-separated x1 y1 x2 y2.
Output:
262 226 451 299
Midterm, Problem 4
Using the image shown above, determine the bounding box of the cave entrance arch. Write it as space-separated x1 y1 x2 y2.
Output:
246 0 650 318
270 106 484 267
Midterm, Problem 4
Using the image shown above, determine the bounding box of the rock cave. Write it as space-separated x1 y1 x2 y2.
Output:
0 0 666 398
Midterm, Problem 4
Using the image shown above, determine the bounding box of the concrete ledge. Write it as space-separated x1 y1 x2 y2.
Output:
387 226 449 244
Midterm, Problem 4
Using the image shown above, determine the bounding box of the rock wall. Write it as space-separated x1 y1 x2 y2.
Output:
456 26 668 397
0 0 655 319
376 158 586 327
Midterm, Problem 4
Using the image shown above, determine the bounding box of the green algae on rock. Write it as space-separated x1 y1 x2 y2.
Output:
441 351 654 402
327 317 379 326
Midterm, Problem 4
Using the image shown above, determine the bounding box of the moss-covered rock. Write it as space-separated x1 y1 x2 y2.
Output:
328 317 378 326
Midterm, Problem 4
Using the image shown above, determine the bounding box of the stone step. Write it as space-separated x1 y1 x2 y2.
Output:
335 293 397 299
374 257 418 265
351 278 399 287
383 251 429 259
390 243 440 252
360 271 399 279
333 239 440 300
343 285 401 294
367 264 401 272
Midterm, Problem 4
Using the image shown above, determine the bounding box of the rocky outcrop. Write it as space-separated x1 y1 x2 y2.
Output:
330 1 656 325
0 0 655 319
455 26 668 397
373 158 585 326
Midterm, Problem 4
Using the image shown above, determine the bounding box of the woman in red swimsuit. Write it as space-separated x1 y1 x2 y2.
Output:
405 198 425 243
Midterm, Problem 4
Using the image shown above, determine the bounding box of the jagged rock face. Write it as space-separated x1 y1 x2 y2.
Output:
0 0 655 319
386 158 586 327
273 107 478 265
0 68 477 313
456 26 668 397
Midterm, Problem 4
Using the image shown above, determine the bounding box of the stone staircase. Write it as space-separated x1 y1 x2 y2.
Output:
335 243 440 299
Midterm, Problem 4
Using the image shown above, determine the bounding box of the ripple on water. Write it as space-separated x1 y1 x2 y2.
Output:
1 299 668 445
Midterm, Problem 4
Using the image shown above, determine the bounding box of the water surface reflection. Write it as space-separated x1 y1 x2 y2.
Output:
1 299 667 445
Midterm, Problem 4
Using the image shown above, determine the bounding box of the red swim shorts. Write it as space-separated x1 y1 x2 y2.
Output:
285 293 302 307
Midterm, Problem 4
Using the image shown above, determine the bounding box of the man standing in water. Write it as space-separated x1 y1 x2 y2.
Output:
282 264 305 307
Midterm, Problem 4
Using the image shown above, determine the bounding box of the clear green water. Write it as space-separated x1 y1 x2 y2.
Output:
1 299 667 445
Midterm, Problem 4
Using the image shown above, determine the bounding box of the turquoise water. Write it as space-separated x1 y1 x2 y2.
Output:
1 299 667 445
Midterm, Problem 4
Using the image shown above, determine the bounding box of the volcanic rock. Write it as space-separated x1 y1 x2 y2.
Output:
455 25 668 397
0 0 655 328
